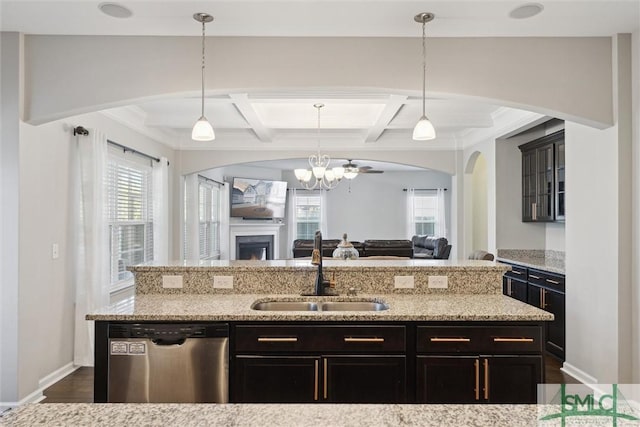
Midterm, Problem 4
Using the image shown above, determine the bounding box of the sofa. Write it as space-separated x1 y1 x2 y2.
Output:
411 235 452 259
468 250 495 261
292 239 412 258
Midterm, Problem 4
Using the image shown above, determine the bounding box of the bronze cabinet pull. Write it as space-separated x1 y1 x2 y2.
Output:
542 289 547 309
529 274 541 279
493 337 534 343
429 337 470 342
511 270 523 275
484 359 489 400
257 337 298 343
507 278 512 295
344 337 384 343
474 360 480 400
323 358 328 400
314 360 319 401
546 279 561 285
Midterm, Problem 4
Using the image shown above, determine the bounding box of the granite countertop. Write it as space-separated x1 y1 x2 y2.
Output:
496 249 565 274
0 403 543 426
86 293 553 322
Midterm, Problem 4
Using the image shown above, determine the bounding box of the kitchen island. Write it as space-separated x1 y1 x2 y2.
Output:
87 260 552 406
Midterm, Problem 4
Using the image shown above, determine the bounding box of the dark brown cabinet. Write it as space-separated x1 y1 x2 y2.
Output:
520 130 565 222
415 324 543 404
233 324 407 403
502 263 566 361
417 355 542 404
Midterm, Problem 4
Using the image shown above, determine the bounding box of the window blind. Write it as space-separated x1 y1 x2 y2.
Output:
198 177 221 260
107 154 154 285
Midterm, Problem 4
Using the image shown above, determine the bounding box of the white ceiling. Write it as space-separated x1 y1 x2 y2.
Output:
3 1 638 154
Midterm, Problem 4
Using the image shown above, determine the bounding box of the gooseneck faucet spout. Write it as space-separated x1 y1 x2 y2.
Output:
311 230 336 296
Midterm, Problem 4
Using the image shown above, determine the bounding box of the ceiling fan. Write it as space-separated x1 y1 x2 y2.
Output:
342 160 385 178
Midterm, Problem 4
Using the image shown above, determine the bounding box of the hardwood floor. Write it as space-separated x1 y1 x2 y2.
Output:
42 367 94 403
41 356 579 403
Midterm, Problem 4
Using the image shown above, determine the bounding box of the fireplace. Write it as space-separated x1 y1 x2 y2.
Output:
236 235 274 260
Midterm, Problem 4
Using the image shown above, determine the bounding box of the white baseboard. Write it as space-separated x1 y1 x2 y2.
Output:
0 363 79 410
561 362 597 384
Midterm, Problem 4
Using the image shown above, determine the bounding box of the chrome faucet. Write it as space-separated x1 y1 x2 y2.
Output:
311 230 335 296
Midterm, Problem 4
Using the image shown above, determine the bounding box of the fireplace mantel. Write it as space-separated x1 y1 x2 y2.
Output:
229 223 284 260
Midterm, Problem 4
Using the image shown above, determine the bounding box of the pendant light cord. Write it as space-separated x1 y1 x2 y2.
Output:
421 19 426 117
201 19 206 117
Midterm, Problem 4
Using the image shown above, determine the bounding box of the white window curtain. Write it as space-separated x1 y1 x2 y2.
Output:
435 188 447 238
73 129 110 367
405 188 416 239
152 157 169 264
219 182 230 259
287 188 298 257
319 190 328 236
183 173 200 261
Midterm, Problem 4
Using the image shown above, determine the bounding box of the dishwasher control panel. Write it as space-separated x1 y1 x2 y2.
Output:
109 323 228 339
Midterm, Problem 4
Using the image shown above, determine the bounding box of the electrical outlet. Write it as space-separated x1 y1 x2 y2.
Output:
162 275 183 289
428 275 448 289
394 275 414 289
213 276 234 289
52 243 59 260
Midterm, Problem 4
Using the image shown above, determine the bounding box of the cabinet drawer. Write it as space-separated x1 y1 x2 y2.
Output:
417 326 542 354
504 264 527 280
235 325 405 353
527 269 565 292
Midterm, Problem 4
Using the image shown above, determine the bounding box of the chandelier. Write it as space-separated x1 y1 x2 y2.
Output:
294 104 347 190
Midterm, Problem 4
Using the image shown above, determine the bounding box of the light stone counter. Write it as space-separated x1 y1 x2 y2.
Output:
86 293 553 321
497 250 565 274
129 259 509 295
0 403 544 426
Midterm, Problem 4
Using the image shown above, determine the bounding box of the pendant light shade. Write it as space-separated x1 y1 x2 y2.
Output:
192 13 215 142
192 116 215 141
412 115 436 140
413 12 436 141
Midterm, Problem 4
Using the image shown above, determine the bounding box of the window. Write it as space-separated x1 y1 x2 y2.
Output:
294 191 322 240
107 153 154 287
408 189 447 238
198 177 221 260
412 190 437 236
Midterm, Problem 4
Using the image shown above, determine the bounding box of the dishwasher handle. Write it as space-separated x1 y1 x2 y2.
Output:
151 338 187 346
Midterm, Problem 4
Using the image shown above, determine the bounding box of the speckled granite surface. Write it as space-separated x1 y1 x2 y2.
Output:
130 260 509 295
0 403 544 426
86 293 553 321
497 250 565 274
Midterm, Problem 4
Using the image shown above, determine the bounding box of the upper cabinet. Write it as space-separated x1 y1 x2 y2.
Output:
519 130 565 222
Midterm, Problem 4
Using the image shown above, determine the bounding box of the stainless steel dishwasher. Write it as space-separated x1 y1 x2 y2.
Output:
107 323 228 403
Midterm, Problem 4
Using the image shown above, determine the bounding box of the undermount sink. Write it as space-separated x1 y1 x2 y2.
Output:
251 300 389 312
320 301 388 311
251 301 319 311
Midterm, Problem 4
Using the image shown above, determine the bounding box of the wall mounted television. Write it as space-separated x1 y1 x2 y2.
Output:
230 177 288 219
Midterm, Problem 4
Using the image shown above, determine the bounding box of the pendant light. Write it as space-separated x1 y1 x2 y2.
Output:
192 13 215 141
413 12 436 141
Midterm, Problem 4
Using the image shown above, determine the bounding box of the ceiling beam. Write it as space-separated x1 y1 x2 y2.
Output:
364 95 407 143
229 93 272 143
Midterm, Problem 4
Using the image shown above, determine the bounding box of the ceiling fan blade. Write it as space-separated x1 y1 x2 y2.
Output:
358 165 372 170
359 169 384 174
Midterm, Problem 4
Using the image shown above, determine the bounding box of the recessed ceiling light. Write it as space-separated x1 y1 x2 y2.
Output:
509 3 544 19
98 2 133 19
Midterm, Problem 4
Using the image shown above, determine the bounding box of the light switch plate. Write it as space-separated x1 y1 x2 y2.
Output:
428 275 448 289
162 275 183 289
394 275 415 289
213 276 234 289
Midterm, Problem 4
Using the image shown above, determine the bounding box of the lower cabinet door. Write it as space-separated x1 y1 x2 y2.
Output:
324 356 406 403
234 355 320 403
416 356 480 403
485 355 542 404
544 289 565 361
